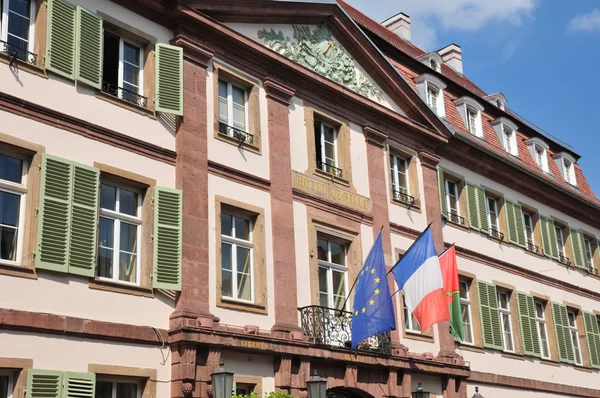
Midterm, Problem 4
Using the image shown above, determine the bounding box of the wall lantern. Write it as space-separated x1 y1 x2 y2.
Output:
211 359 234 398
306 370 327 398
411 382 430 398
472 387 484 398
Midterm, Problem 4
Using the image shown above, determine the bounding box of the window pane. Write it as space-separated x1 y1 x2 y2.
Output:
0 154 23 183
97 247 113 278
120 222 137 253
332 270 346 299
462 304 473 343
232 85 245 106
314 121 323 164
123 63 139 91
0 226 18 261
119 189 138 217
98 217 114 248
232 103 246 130
222 269 232 298
535 302 544 318
0 375 9 398
318 267 328 294
116 383 138 398
7 9 30 47
568 312 577 327
97 218 114 278
9 0 31 17
95 381 112 398
459 281 468 299
218 80 228 123
119 252 137 283
123 43 140 66
0 191 20 227
221 243 232 271
324 141 335 166
317 239 328 261
237 272 251 300
236 246 251 274
330 242 344 265
221 213 233 237
100 184 117 211
234 217 250 241
319 292 329 307
323 125 335 143
498 293 509 309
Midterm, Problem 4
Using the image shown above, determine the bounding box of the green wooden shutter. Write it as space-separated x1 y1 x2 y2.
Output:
62 372 95 398
516 292 541 357
155 43 183 115
465 183 479 230
505 200 526 247
570 228 586 268
583 311 600 369
547 219 558 259
540 216 558 259
36 156 73 273
46 0 77 79
153 187 182 290
26 370 63 398
68 165 99 277
477 280 503 350
476 187 489 233
75 6 103 89
552 302 575 363
437 167 447 218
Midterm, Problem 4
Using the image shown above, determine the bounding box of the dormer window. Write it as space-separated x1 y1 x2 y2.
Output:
484 92 508 111
454 97 484 138
491 117 519 156
525 138 549 172
418 52 443 72
553 152 578 186
430 59 437 70
414 74 446 118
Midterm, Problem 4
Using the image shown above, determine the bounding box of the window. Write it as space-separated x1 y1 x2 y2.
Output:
503 126 515 154
584 238 594 270
0 0 35 60
0 370 13 398
317 236 347 310
486 196 499 232
314 120 339 175
390 153 409 195
563 160 573 185
535 146 545 169
445 179 459 216
97 183 142 284
429 59 437 70
403 300 421 333
498 291 514 352
427 85 439 113
102 31 145 104
235 383 254 396
0 152 27 265
535 301 551 359
523 212 534 247
459 280 474 344
96 379 141 398
221 212 253 302
555 225 566 258
218 79 248 133
466 107 478 136
567 310 583 365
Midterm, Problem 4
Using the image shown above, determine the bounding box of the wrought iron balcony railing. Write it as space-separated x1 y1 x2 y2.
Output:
316 161 343 178
298 305 392 355
392 190 414 207
102 81 148 108
489 228 504 242
218 122 254 145
558 255 572 266
526 242 539 254
0 40 37 65
446 212 465 226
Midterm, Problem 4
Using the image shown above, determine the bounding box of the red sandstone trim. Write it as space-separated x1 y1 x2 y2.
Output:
0 92 176 165
208 161 271 192
0 308 168 345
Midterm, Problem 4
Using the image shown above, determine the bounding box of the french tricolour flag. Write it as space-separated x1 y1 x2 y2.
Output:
391 227 450 332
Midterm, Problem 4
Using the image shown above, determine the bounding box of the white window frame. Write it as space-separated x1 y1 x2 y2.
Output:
96 377 142 398
0 0 36 55
221 213 254 303
102 32 146 97
523 212 534 246
459 279 474 345
218 79 249 132
403 300 421 333
415 74 446 118
584 237 594 269
534 301 551 360
445 179 459 216
486 196 499 232
555 225 565 258
0 151 28 267
317 237 348 310
97 183 143 286
426 84 439 114
0 369 14 398
498 291 515 353
390 153 409 196
567 310 583 365
563 159 574 185
534 145 546 171
317 121 339 171
503 125 517 155
466 106 479 137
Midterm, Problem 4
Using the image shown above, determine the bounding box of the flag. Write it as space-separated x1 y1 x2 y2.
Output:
351 230 396 349
390 227 449 332
439 245 464 341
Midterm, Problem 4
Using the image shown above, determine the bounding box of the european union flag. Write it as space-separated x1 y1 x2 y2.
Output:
351 230 396 349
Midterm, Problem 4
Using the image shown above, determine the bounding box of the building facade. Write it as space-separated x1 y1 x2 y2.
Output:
0 1 599 398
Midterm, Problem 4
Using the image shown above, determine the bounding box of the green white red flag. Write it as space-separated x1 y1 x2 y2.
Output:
439 245 464 341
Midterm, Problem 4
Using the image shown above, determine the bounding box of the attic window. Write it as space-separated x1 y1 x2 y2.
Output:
552 152 577 186
525 138 549 172
503 125 515 155
491 117 519 157
430 59 437 70
563 160 573 184
454 96 484 138
414 74 446 118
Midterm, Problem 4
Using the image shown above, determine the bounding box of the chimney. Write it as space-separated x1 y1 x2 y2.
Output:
438 44 463 74
381 12 411 42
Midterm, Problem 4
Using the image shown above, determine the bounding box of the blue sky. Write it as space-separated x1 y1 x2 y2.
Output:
345 0 600 196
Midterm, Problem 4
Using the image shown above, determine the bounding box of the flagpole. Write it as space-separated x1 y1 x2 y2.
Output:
386 223 432 276
439 243 456 257
338 225 384 314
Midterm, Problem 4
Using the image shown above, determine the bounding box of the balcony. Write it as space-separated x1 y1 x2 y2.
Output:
316 161 343 178
558 255 572 267
525 242 539 254
0 40 37 66
446 212 465 226
218 122 254 145
489 228 504 242
101 81 148 108
298 305 392 355
392 190 414 207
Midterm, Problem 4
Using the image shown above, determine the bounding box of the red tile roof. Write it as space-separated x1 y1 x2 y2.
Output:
337 0 598 204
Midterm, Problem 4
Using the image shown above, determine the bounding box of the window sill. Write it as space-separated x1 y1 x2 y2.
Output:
89 279 154 298
0 262 37 280
217 296 267 315
523 247 544 259
0 54 48 79
313 168 351 187
457 344 484 353
442 216 470 231
574 364 592 372
501 351 525 361
391 196 421 212
96 91 156 119
402 330 434 342
214 129 262 154
539 358 560 367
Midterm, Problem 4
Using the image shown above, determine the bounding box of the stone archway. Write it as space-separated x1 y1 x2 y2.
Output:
327 387 374 398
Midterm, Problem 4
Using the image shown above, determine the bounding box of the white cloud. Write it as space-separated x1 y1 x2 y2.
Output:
344 0 537 50
568 9 600 32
